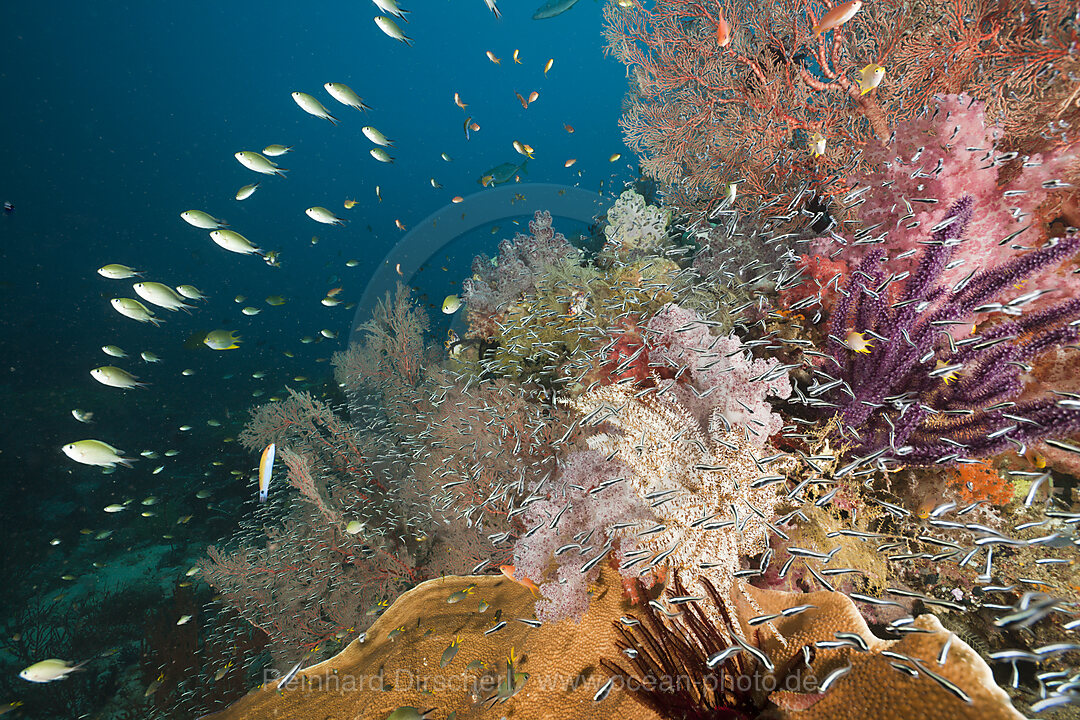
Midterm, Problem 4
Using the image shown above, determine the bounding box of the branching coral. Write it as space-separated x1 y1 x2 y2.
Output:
414 370 583 577
885 0 1080 150
605 0 1076 224
815 195 1080 465
215 285 563 661
1017 344 1080 475
200 512 419 661
239 388 389 509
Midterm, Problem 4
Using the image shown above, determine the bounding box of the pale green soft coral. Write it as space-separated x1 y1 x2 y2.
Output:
603 189 671 256
461 255 687 382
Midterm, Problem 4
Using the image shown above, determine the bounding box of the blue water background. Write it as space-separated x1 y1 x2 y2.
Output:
0 0 632 559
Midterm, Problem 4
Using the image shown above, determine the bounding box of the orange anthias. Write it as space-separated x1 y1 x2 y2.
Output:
499 565 540 597
812 0 863 37
716 6 731 47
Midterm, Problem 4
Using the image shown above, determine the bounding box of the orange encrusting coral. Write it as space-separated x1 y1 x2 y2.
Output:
946 461 1014 506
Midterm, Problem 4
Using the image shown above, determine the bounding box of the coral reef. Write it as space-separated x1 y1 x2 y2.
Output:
567 382 795 605
202 182 1080 720
603 575 760 720
205 288 443 662
200 511 419 660
204 570 1026 720
832 93 1080 314
644 303 793 444
512 449 653 623
461 210 582 339
602 0 896 217
603 0 1078 224
779 253 850 316
414 370 581 578
332 281 432 427
946 461 1015 506
734 583 1025 719
461 251 690 383
884 0 1080 150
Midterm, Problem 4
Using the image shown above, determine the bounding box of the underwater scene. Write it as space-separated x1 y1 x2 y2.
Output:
1 0 1079 718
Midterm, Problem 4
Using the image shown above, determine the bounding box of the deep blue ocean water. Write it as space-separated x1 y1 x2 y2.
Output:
0 1 631 715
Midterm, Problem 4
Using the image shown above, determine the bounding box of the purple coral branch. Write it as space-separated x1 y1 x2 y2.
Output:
818 195 1080 466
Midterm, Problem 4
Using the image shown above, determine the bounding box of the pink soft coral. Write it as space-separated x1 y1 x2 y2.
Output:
512 450 652 623
822 94 1079 315
645 303 792 444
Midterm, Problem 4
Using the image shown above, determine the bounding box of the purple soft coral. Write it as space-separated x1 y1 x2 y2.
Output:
462 210 579 320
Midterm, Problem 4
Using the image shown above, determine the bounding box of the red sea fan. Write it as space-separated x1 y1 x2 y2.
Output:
601 0 903 218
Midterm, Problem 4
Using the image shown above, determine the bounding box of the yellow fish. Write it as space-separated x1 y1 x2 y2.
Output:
858 63 886 94
204 330 241 350
442 295 461 314
513 140 534 158
845 330 872 354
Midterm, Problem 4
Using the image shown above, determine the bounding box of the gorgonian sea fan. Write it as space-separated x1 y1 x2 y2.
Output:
813 194 1080 467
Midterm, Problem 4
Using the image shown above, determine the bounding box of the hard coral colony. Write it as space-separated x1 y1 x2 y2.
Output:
191 2 1080 720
